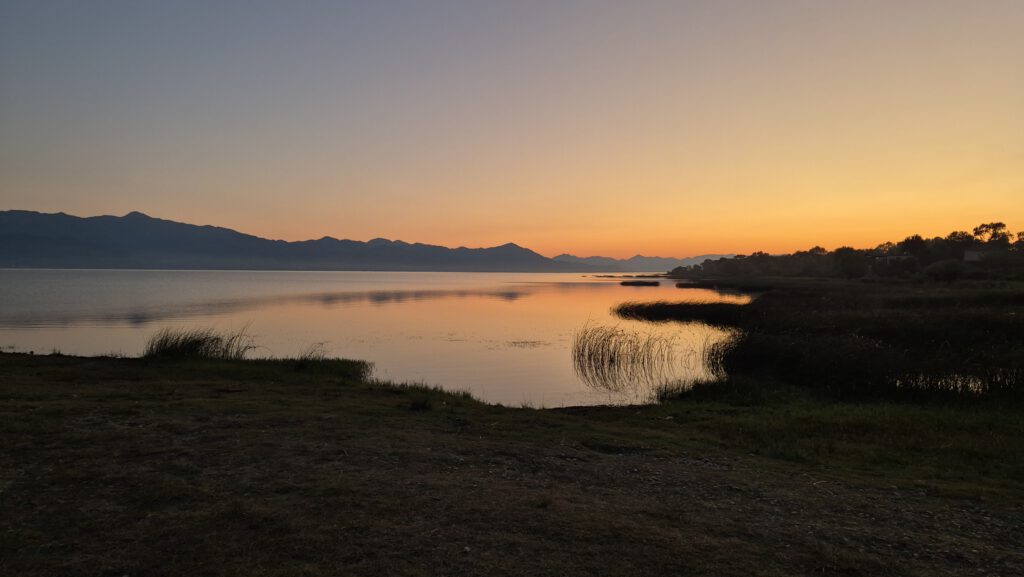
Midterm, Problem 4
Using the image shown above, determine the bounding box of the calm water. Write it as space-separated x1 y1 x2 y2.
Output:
0 270 748 406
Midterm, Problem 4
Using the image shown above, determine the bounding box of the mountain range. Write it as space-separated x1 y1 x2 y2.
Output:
0 210 728 272
552 253 733 272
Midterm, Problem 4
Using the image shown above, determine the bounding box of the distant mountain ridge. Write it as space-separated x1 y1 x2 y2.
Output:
0 210 587 272
553 253 733 272
0 210 725 273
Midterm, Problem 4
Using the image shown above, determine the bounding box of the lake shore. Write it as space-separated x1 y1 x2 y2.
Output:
0 269 742 406
2 352 1021 576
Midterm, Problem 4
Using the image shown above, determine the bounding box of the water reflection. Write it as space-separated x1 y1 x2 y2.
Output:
0 270 745 406
0 287 533 328
0 278 680 329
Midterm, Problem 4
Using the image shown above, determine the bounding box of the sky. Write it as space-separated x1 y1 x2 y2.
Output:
1 0 1022 258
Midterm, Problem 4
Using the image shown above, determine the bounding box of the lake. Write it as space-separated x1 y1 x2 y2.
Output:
0 270 748 406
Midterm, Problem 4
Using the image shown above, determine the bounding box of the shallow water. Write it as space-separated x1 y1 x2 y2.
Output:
0 270 747 406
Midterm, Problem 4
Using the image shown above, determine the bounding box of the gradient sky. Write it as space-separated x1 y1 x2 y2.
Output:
2 1 1022 258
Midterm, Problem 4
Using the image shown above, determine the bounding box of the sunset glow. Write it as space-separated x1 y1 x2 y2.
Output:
2 1 1022 257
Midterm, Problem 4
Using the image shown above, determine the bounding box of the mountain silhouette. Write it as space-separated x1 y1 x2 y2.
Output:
553 253 733 272
0 210 614 272
0 210 728 272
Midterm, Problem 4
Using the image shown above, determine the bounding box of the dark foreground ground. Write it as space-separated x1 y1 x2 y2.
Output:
1 353 1022 577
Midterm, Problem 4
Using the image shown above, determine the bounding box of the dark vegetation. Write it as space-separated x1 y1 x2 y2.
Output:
620 279 1024 404
619 279 660 286
672 222 1024 281
637 222 1024 405
1 351 1021 576
617 300 746 325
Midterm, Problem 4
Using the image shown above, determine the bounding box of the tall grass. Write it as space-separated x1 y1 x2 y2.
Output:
572 324 695 396
294 341 329 362
144 326 257 360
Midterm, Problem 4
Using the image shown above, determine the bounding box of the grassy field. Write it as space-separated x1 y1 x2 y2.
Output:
2 352 1022 576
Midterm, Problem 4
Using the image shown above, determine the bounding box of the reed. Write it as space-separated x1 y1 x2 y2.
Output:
143 326 256 360
571 324 692 395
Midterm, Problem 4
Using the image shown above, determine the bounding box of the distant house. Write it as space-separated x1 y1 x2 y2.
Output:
964 249 1001 263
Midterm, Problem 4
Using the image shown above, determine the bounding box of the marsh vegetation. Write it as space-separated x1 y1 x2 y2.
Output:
618 279 1024 404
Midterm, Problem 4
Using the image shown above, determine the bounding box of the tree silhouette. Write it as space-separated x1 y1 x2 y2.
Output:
972 222 1011 244
898 235 929 259
833 247 868 279
670 221 1021 280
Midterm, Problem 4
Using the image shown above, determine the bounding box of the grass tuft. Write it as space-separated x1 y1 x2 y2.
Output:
294 341 329 362
143 326 257 360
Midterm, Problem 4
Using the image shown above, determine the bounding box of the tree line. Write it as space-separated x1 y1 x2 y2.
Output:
671 222 1024 281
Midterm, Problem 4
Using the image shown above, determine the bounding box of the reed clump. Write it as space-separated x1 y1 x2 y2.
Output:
143 327 256 360
572 324 691 395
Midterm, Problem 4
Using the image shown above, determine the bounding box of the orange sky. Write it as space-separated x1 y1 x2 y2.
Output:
2 1 1022 258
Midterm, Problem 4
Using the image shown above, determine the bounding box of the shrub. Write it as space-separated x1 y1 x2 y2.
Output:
923 259 964 283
